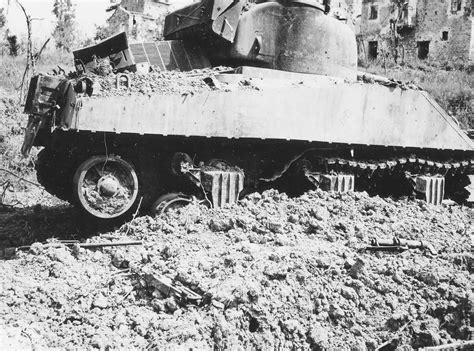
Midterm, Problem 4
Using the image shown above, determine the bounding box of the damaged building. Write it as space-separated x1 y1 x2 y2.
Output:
106 0 171 41
332 0 363 24
358 0 474 64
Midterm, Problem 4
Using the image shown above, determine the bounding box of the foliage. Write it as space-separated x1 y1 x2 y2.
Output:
94 24 117 42
0 51 73 94
52 0 77 51
0 8 6 29
365 63 474 129
6 35 20 56
0 56 22 92
94 8 129 42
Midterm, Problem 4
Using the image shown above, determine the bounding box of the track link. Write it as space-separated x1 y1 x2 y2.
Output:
311 156 473 203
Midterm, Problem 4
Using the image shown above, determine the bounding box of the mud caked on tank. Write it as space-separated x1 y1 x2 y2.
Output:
21 0 474 220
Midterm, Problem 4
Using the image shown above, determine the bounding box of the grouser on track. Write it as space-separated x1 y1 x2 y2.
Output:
21 0 474 220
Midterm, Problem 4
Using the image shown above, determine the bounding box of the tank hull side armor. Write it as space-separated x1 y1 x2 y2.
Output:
69 68 473 152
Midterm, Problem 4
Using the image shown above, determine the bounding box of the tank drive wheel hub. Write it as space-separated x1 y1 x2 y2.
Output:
97 175 121 197
73 155 139 219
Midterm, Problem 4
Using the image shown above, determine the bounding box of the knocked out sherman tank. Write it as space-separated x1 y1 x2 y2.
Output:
22 0 473 220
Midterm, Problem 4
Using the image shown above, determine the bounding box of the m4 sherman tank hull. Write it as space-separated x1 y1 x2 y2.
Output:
24 67 473 220
68 67 471 151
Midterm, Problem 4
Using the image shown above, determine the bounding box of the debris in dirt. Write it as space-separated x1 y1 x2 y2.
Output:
376 320 411 350
349 257 367 279
357 71 421 90
418 340 474 350
209 217 234 232
92 293 109 309
366 237 438 254
143 272 202 303
1 239 143 258
16 240 143 251
307 321 329 349
75 66 236 98
0 189 471 349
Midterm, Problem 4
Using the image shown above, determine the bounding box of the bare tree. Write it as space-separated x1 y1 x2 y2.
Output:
16 0 50 102
16 0 35 102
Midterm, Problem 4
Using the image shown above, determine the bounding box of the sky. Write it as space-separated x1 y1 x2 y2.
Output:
1 0 112 41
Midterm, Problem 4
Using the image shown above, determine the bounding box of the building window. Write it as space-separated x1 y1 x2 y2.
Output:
451 0 462 13
369 5 378 20
417 41 430 60
442 31 449 40
368 41 378 59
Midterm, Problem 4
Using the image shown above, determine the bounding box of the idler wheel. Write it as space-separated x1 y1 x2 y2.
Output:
73 155 139 219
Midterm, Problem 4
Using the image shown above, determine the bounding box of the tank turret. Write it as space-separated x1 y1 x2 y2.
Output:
164 0 357 80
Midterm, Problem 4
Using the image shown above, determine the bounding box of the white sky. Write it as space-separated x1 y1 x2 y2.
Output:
1 0 192 42
2 0 111 41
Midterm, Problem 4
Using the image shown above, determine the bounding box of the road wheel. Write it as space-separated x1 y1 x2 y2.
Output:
73 155 139 219
150 193 192 216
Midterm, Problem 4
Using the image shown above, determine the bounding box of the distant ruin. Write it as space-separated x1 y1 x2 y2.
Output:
356 0 474 64
107 0 171 41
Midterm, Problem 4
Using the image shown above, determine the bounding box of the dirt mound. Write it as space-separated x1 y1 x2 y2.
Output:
0 190 471 350
84 66 237 98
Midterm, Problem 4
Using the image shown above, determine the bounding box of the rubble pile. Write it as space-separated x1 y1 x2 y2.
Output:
85 67 235 98
0 190 472 350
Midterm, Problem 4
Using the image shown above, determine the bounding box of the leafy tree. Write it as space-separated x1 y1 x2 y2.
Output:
94 24 117 41
0 8 6 29
94 7 130 42
7 34 19 56
52 0 77 51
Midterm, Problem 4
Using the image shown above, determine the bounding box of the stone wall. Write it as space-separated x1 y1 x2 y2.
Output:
143 0 170 18
357 0 473 64
359 0 393 36
121 0 169 17
415 0 472 62
108 0 170 42
121 0 146 13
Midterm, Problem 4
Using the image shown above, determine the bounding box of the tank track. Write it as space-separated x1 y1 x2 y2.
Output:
35 141 474 206
306 156 473 202
319 157 473 174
